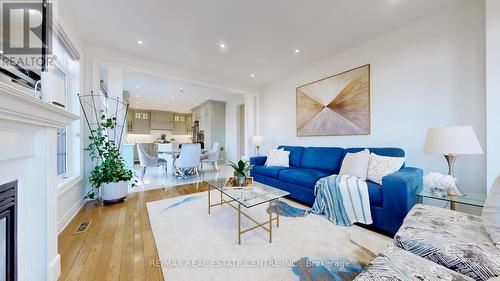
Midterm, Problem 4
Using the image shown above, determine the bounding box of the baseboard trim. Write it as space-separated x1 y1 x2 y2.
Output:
47 254 61 281
58 197 85 234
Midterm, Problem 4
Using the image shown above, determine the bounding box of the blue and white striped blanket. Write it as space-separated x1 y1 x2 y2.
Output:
308 175 372 226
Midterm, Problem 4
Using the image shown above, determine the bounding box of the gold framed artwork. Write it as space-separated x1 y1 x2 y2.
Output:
296 64 370 136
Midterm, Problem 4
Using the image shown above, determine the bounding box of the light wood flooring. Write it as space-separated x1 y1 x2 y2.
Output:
58 182 209 281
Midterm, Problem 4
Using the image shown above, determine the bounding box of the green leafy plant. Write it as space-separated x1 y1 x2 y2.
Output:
227 160 254 178
86 115 136 199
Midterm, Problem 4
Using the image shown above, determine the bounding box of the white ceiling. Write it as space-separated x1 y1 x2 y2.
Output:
63 0 456 88
123 70 241 113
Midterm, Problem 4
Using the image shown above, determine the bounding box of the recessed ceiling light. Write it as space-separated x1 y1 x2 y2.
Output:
171 96 175 99
166 102 169 105
294 49 301 54
250 73 255 78
137 40 144 45
136 85 140 89
179 87 184 92
135 95 139 98
204 97 208 99
219 43 226 49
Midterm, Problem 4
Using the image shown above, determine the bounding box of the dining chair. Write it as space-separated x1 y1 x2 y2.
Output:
201 142 220 172
137 143 167 180
173 143 201 178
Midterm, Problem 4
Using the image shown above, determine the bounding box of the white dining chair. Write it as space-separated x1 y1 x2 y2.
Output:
173 143 201 178
201 142 220 172
137 143 167 180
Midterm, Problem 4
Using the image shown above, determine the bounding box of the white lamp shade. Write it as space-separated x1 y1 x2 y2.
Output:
424 126 483 155
251 135 264 147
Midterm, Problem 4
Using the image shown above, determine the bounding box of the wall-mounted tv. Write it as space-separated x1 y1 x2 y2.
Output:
0 0 49 89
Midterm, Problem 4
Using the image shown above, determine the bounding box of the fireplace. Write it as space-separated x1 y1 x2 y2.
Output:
0 181 16 281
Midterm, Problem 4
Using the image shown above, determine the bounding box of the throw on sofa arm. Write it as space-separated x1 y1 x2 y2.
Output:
381 167 423 233
250 156 267 166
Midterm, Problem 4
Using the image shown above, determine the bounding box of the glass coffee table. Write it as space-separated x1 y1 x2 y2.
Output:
417 190 486 210
203 177 290 245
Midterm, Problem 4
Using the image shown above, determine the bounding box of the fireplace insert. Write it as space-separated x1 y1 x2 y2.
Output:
0 180 17 281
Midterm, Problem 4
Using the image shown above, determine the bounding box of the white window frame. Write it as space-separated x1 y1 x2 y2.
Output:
52 39 82 188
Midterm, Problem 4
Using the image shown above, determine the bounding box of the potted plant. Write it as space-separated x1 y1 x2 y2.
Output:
86 115 137 203
159 134 170 143
227 160 254 187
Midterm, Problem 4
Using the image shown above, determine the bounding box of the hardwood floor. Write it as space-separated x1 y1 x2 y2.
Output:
58 182 209 281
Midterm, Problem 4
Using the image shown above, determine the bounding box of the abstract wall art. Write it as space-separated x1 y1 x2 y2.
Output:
296 64 370 136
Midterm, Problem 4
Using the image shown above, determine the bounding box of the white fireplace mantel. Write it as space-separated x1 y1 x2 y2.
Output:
0 81 80 281
0 82 79 128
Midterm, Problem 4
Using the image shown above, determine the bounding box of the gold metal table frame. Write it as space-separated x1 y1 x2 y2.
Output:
207 186 280 245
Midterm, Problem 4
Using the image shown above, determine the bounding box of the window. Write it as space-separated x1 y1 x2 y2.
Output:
135 112 141 119
57 128 67 176
53 37 81 185
53 49 69 177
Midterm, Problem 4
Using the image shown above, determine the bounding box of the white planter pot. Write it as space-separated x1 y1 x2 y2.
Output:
101 181 129 204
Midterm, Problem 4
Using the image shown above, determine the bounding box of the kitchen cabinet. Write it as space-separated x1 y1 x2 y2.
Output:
130 109 151 134
172 113 193 135
127 108 191 134
185 115 192 134
191 101 226 151
151 110 173 130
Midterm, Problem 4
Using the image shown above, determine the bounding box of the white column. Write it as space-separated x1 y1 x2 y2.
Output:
486 0 500 190
243 94 257 158
44 127 61 280
105 66 125 145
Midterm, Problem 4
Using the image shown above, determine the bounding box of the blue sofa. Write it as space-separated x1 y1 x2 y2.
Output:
250 146 423 235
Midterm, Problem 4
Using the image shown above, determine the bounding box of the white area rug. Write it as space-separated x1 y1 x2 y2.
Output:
147 191 391 281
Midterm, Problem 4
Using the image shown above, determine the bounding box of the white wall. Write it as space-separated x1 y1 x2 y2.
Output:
259 0 486 193
54 0 87 234
57 178 85 232
486 0 500 191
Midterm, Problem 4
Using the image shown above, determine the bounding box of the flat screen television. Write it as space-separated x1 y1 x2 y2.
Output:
0 0 47 89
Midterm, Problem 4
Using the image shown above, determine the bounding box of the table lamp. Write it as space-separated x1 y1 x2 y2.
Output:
251 135 264 156
424 126 483 195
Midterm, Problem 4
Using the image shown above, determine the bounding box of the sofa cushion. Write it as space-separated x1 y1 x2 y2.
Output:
367 153 405 184
300 147 344 172
395 204 500 281
367 181 383 206
339 148 370 180
278 168 332 189
252 166 291 179
354 246 473 281
277 146 304 167
265 149 290 167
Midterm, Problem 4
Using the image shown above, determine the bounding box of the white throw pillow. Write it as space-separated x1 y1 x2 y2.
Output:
367 153 405 184
265 149 290 167
339 149 370 180
483 175 500 248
